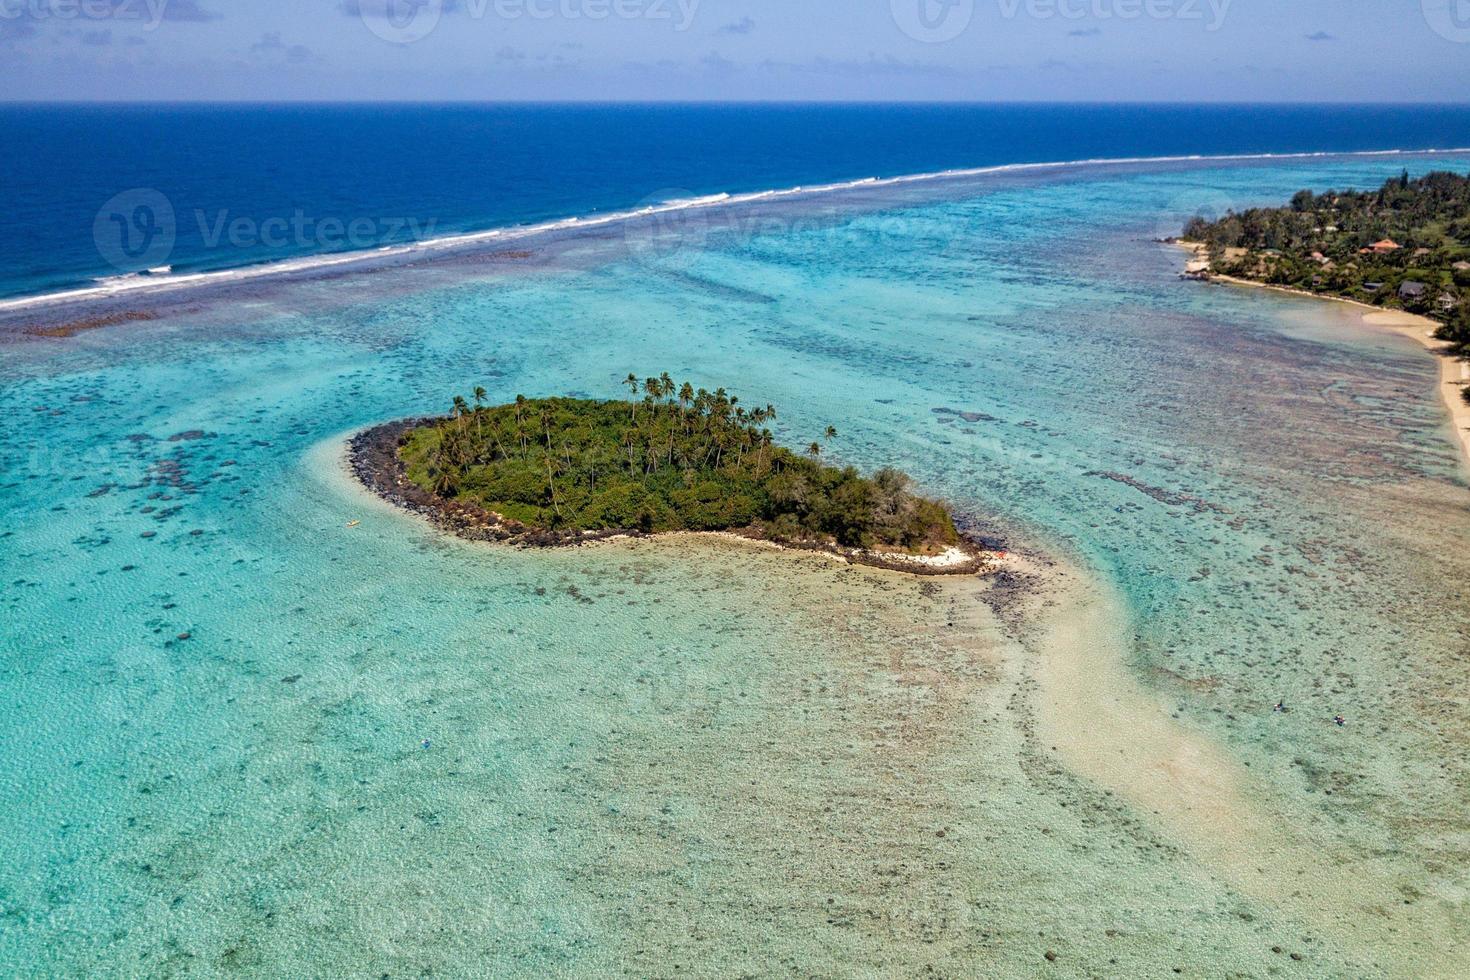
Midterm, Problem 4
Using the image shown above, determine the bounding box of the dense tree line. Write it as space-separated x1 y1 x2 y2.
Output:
1182 170 1470 352
398 376 959 552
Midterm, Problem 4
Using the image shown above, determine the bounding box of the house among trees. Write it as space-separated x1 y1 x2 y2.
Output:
1181 171 1470 351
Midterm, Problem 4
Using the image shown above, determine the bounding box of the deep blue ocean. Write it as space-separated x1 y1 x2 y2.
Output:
5 102 1470 300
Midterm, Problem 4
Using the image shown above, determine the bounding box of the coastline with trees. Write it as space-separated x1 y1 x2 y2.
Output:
1175 170 1470 352
1170 171 1470 464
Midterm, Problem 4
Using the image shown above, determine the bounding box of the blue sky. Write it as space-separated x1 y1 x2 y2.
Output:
3 0 1469 101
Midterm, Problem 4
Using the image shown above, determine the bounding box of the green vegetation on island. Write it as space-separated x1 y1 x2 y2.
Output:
1181 170 1470 352
395 375 961 554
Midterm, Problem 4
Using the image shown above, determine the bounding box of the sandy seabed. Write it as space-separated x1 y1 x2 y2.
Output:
308 435 1466 976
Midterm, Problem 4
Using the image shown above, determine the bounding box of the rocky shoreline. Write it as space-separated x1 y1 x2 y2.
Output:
348 419 994 577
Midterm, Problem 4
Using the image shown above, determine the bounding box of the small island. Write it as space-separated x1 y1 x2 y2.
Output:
1174 170 1470 358
350 374 987 574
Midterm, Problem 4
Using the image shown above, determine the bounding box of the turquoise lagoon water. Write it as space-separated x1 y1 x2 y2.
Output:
4 155 1470 975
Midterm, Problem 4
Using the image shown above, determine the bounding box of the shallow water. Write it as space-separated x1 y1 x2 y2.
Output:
3 154 1469 975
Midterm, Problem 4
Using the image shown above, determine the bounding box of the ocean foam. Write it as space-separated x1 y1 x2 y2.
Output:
5 146 1468 315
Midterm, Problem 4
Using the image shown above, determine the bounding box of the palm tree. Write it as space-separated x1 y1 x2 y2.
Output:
825 425 837 442
660 372 674 402
451 396 470 437
734 426 754 466
473 386 487 437
621 428 637 474
758 428 773 470
625 374 640 422
807 442 822 459
488 420 510 461
432 462 458 497
544 457 563 523
514 394 528 456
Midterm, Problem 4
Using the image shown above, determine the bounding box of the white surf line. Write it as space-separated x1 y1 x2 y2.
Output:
4 146 1469 316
